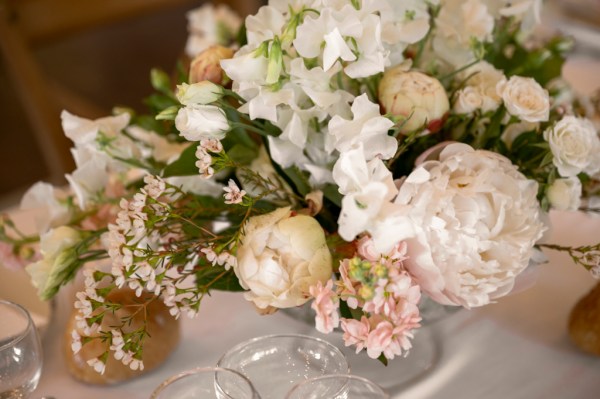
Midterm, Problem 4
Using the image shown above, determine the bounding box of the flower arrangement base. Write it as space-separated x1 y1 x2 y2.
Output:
63 288 180 385
569 282 600 356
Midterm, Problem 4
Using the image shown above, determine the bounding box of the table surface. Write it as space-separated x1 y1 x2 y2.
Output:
8 30 600 399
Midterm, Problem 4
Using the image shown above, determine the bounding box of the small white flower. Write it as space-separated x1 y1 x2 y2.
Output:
497 76 549 123
175 105 229 141
87 357 106 374
543 116 600 177
223 179 246 204
71 330 82 354
546 177 582 211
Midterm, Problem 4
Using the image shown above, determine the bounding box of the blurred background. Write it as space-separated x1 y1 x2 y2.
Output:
0 0 598 208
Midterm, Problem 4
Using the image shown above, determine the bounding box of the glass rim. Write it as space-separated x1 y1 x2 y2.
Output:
216 333 348 371
285 373 390 399
150 366 257 399
0 299 34 352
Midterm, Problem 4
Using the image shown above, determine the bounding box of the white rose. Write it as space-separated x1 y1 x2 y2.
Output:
175 104 229 141
496 76 549 122
454 86 484 114
395 143 545 308
459 61 505 113
176 81 224 105
26 226 81 300
543 116 600 177
235 207 332 309
547 177 582 211
379 67 449 133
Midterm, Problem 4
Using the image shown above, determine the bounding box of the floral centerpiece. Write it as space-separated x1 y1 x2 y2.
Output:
2 0 600 374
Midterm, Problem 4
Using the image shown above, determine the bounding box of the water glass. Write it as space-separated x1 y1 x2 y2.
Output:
0 300 43 398
151 367 260 399
285 374 390 399
217 334 348 399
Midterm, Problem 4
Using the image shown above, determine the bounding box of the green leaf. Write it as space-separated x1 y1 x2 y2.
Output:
473 106 505 149
156 106 180 121
144 93 179 113
162 144 198 177
150 68 173 96
227 144 258 165
377 354 389 367
133 114 164 134
322 184 342 207
339 300 353 319
196 267 244 292
282 166 312 196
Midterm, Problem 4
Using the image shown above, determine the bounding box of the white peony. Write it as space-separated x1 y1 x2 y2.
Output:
496 76 549 122
26 226 81 300
379 67 449 133
395 143 545 308
175 105 229 141
235 207 332 309
543 116 600 177
547 177 582 211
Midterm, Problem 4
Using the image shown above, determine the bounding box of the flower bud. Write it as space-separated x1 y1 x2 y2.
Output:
379 67 449 133
176 81 224 105
189 45 234 85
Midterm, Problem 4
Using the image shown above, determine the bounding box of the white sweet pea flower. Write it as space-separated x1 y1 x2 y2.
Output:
245 5 286 46
65 154 109 209
20 182 72 234
175 104 229 141
328 94 396 160
497 76 549 122
547 177 582 211
433 0 494 67
26 226 81 300
238 86 295 123
126 126 190 164
235 207 332 309
396 143 546 308
484 0 542 32
543 116 600 177
61 110 130 147
221 49 269 89
185 3 241 57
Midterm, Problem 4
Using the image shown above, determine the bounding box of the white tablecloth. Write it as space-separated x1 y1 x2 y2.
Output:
12 41 600 399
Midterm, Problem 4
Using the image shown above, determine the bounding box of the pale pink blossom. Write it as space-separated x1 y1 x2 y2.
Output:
87 357 106 374
309 280 340 334
71 330 82 354
341 316 370 354
0 242 25 270
200 138 223 153
223 179 246 204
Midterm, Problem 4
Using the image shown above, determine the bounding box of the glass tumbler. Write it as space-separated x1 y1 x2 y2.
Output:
151 367 260 399
217 334 348 399
285 374 390 399
0 300 43 399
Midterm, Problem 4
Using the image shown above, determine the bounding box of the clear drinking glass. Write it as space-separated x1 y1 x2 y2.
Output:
0 300 43 399
217 334 349 399
151 367 261 399
285 374 390 399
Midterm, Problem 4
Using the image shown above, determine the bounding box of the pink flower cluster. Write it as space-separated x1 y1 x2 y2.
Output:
309 237 422 361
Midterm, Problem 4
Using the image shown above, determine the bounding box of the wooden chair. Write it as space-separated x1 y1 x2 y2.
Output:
0 0 261 184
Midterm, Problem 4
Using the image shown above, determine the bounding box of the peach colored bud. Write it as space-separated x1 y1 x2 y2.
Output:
379 66 449 134
189 45 234 85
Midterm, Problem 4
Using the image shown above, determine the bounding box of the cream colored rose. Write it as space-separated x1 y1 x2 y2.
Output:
189 45 234 85
235 207 332 309
459 61 505 113
547 177 582 211
176 81 224 105
379 67 449 133
543 116 600 177
497 76 549 122
175 104 229 141
454 86 484 114
26 226 81 300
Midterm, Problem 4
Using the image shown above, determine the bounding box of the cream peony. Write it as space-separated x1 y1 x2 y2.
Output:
395 143 545 308
543 116 600 177
379 67 449 133
496 76 549 122
235 207 332 309
26 226 81 300
547 177 582 211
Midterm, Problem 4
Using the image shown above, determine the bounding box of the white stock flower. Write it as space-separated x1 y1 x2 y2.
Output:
20 182 71 234
26 226 81 300
497 76 549 123
395 143 545 308
543 116 600 177
175 105 229 141
547 177 582 211
433 0 494 67
235 207 332 309
379 67 449 133
328 94 396 160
